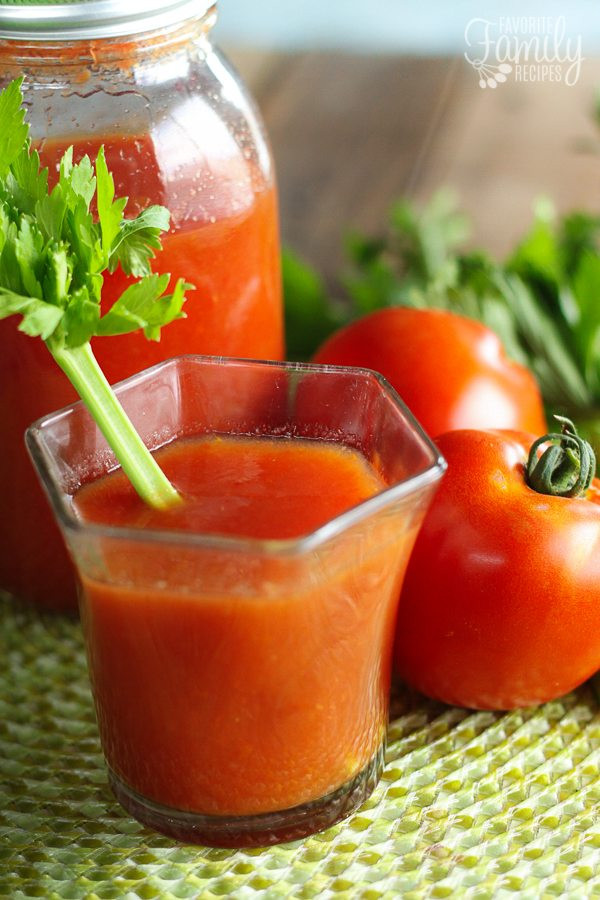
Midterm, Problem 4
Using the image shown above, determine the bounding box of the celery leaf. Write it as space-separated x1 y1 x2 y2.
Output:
0 289 63 339
97 273 188 340
110 205 170 277
0 79 28 179
0 78 190 351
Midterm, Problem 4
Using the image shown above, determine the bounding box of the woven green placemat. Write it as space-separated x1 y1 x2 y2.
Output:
1 595 600 900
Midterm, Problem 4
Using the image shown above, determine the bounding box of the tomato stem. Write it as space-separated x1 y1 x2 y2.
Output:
526 415 596 498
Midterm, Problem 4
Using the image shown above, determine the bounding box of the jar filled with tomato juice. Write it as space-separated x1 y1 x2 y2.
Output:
0 0 283 609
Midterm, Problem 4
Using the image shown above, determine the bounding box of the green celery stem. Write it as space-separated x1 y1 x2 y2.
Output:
48 341 180 509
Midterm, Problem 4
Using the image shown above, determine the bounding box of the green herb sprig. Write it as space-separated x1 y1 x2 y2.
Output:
284 189 600 449
0 78 192 508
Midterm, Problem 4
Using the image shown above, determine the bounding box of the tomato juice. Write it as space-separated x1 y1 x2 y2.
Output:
72 434 411 841
26 354 445 844
0 133 282 609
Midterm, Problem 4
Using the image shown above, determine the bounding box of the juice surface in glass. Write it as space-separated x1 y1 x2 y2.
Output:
73 434 412 841
0 134 282 609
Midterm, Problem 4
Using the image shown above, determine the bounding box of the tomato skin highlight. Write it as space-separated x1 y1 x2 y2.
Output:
313 308 547 437
393 429 600 710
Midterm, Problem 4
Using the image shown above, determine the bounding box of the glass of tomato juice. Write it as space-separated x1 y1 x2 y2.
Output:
26 356 445 847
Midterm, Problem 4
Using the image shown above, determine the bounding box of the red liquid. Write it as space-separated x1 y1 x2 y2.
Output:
73 436 407 819
0 135 283 609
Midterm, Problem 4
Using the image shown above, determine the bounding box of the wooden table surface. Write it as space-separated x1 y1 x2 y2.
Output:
225 49 600 287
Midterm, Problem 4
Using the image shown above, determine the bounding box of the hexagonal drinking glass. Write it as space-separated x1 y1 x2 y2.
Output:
26 355 445 847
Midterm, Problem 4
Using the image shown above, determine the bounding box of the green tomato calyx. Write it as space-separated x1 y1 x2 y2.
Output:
526 415 596 498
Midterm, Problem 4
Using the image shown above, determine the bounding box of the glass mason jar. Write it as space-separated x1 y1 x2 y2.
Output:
0 1 283 610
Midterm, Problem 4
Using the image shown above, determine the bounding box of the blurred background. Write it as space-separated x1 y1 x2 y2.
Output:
216 0 600 55
214 1 600 288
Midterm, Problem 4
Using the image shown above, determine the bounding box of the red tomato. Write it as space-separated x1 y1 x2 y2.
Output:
313 308 547 436
394 428 600 709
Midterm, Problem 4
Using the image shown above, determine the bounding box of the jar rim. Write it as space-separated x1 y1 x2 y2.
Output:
0 0 214 42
